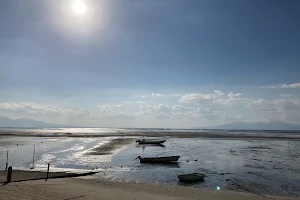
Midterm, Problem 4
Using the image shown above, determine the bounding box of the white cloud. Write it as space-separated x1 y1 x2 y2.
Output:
178 91 300 124
228 92 243 100
179 93 218 103
281 83 300 88
97 104 127 112
152 93 163 97
245 98 300 123
261 85 277 89
246 99 300 111
1 88 300 127
273 99 299 110
0 101 89 117
136 103 233 121
0 101 90 125
136 93 181 99
262 82 300 89
179 91 247 104
97 104 134 120
214 90 224 96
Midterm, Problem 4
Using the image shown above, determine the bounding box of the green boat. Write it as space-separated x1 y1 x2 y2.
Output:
178 173 205 182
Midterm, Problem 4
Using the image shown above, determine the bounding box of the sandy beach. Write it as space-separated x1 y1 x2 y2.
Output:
0 170 298 200
0 170 69 183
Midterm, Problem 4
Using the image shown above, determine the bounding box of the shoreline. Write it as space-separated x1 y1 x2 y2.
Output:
1 170 299 199
1 135 299 198
0 170 98 183
0 170 298 200
1 131 300 140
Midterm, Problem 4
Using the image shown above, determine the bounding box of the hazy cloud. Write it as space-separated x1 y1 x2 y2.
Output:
179 92 220 103
97 104 134 120
262 82 300 89
97 104 127 112
1 88 300 127
170 94 182 96
135 94 147 98
214 90 224 96
152 93 164 97
179 91 245 104
245 99 300 123
0 101 90 117
228 92 243 100
136 103 234 121
0 101 90 125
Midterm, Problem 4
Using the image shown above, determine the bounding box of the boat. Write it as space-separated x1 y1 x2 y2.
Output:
137 144 165 147
136 156 180 163
178 173 205 182
136 139 166 145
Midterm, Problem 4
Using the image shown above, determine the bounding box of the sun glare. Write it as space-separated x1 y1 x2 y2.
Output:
72 1 87 15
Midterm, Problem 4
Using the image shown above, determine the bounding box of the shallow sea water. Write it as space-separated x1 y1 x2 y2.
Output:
0 136 299 197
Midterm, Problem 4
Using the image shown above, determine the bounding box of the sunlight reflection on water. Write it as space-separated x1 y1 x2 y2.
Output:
0 136 299 196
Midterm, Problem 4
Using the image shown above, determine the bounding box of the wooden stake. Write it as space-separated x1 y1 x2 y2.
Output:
5 151 8 170
46 163 50 181
31 145 35 169
7 166 12 183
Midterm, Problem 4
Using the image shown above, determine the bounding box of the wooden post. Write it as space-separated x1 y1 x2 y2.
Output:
5 151 8 170
7 166 12 183
33 145 35 167
31 145 35 169
46 163 50 181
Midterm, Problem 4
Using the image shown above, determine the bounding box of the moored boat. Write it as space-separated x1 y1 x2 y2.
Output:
178 173 205 182
136 139 166 145
136 156 180 163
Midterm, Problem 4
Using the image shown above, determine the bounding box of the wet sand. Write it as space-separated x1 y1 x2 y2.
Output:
86 138 135 155
1 136 299 197
0 171 297 200
0 170 98 183
0 170 69 183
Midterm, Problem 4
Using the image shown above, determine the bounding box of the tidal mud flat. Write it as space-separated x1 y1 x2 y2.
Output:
0 135 299 197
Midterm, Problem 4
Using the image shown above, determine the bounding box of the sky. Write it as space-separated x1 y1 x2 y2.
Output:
0 0 300 128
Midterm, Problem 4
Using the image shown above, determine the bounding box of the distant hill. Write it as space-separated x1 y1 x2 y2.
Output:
203 122 300 130
0 116 76 128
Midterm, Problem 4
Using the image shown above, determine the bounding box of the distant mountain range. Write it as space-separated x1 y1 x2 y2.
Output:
203 122 300 130
1 116 300 130
0 116 75 128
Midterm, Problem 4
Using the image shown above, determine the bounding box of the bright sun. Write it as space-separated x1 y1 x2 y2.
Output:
72 1 87 15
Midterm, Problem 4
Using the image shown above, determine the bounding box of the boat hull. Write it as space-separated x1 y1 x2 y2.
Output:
178 173 205 182
138 156 180 163
136 140 166 145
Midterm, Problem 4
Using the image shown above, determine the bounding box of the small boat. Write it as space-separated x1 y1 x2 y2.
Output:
136 156 180 163
136 139 166 145
137 144 165 147
178 173 205 182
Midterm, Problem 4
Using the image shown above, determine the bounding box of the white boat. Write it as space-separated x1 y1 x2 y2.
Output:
136 156 180 163
178 173 205 182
